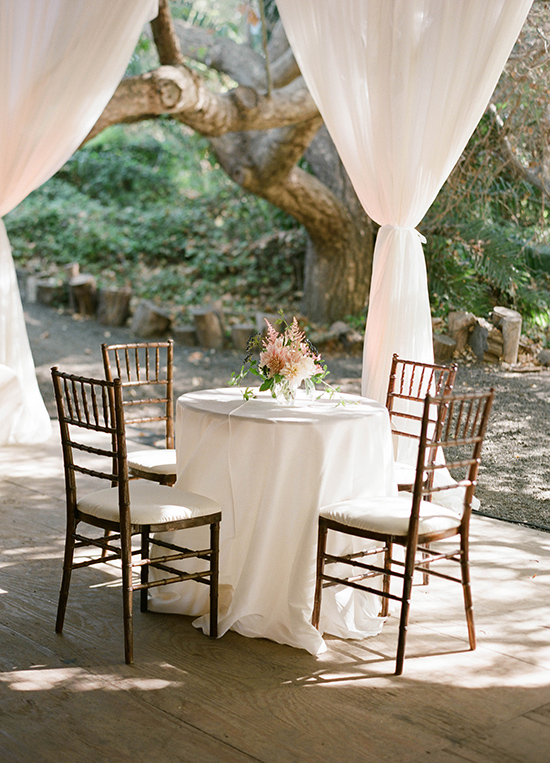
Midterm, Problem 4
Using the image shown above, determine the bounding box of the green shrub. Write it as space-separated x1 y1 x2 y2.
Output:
5 123 305 320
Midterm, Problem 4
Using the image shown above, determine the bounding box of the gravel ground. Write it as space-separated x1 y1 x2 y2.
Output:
24 299 550 533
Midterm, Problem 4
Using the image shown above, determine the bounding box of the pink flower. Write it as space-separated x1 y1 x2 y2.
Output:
260 341 290 377
282 353 319 387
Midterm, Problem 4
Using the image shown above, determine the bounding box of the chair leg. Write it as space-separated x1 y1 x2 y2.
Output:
56 519 77 633
380 542 392 617
140 528 150 613
422 543 430 586
120 523 134 665
460 533 476 650
209 520 220 639
101 529 111 560
312 521 328 630
395 542 416 676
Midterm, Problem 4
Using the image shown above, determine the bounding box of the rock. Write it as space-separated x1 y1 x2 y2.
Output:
328 321 350 338
468 318 491 361
130 300 171 337
538 349 550 367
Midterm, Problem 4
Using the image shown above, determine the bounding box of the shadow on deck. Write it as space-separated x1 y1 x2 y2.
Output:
1 428 550 762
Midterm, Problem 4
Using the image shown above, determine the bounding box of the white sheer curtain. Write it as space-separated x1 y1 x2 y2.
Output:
0 0 158 445
276 0 532 405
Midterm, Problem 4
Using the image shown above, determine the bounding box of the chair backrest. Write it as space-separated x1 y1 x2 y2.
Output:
101 340 174 449
385 354 458 455
51 367 130 517
410 389 495 531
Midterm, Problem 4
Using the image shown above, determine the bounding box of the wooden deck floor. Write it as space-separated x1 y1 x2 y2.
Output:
1 429 550 763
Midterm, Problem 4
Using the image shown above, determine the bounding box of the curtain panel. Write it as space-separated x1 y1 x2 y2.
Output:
0 0 158 445
276 0 532 406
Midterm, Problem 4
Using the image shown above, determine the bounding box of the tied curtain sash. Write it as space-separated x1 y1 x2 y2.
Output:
0 0 158 445
276 0 532 406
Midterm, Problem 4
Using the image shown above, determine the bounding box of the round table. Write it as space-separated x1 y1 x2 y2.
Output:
149 386 397 654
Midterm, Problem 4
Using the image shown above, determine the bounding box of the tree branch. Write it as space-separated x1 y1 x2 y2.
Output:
150 0 184 66
173 21 267 88
172 19 297 91
84 66 319 143
488 102 550 194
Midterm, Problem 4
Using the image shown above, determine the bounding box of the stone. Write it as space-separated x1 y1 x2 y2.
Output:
468 318 491 361
130 300 171 338
329 321 350 338
538 349 550 367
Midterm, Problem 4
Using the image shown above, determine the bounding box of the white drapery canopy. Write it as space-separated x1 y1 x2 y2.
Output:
0 0 158 445
276 0 533 404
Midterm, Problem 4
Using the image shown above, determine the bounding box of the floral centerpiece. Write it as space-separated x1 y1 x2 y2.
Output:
231 315 330 404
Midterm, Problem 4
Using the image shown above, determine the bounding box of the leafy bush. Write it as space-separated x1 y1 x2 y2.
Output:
5 123 305 320
424 112 550 338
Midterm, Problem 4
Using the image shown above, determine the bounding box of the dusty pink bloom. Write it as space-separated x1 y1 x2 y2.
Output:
282 353 319 387
260 340 290 377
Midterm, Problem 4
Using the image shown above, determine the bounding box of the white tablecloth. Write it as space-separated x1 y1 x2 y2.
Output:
149 387 397 654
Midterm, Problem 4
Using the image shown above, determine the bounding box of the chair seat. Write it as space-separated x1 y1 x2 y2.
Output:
320 494 461 537
394 460 416 488
78 480 220 525
127 448 177 476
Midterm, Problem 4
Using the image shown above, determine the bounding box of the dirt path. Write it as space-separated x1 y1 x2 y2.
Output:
24 298 550 531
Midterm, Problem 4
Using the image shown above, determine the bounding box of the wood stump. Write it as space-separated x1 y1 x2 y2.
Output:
69 274 97 316
192 307 224 349
492 306 522 365
130 300 171 338
33 277 66 306
172 325 198 346
256 311 283 335
64 263 80 311
448 311 475 353
231 323 256 351
433 333 456 363
97 286 132 326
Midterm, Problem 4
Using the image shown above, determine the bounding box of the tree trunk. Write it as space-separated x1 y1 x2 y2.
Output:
212 126 375 323
301 128 375 322
302 222 373 323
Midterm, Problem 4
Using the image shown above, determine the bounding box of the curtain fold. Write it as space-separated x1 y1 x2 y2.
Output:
276 0 532 405
0 0 158 445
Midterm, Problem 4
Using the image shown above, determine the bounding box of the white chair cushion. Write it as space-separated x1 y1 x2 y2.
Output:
78 480 220 525
320 494 461 537
127 448 177 476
